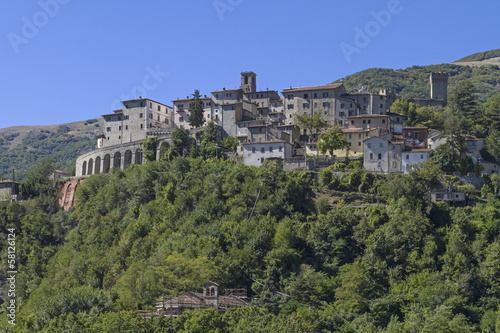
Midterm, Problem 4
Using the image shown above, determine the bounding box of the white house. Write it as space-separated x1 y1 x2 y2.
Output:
241 140 292 167
364 137 390 173
401 149 431 173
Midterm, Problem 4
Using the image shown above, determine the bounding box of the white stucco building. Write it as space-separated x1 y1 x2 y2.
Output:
241 141 292 167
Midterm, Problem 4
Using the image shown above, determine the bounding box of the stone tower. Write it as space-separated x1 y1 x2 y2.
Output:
203 282 219 308
430 72 449 104
241 72 257 93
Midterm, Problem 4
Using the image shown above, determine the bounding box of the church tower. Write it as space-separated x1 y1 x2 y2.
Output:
430 72 449 104
241 72 257 93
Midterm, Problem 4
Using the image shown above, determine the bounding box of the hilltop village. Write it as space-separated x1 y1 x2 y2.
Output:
74 71 490 178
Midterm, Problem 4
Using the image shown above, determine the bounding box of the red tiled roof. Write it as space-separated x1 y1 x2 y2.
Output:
282 83 343 93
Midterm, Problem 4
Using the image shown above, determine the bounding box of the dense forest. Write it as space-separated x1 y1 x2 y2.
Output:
1 147 500 332
334 63 500 102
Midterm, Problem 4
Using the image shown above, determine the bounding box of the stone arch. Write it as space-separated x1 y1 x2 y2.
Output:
159 141 170 161
103 154 111 174
124 150 132 169
82 161 87 176
135 149 142 165
113 152 121 169
88 158 94 175
94 156 101 174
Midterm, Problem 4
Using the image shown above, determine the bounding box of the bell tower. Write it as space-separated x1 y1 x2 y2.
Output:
241 72 257 93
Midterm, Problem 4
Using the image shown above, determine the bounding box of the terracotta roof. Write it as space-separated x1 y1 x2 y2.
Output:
242 140 286 145
173 97 212 102
282 83 343 93
121 98 171 107
212 88 242 93
342 128 369 133
403 127 428 130
348 115 390 119
0 180 19 184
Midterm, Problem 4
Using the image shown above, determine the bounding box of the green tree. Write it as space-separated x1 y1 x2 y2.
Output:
188 89 205 128
317 126 349 157
449 80 479 133
171 126 190 157
390 97 418 126
20 157 55 200
142 137 159 162
294 111 328 141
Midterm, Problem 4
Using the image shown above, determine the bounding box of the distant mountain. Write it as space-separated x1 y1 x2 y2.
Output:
0 119 102 180
334 61 499 102
454 49 500 63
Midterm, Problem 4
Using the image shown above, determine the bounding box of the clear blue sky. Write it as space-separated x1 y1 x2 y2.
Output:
1 0 498 128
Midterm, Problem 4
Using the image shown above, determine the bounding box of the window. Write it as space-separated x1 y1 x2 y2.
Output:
368 120 371 124
363 120 366 124
125 115 129 120
304 93 308 99
150 102 152 108
207 114 210 118
351 120 354 125
287 94 293 100
106 127 111 132
303 103 309 109
179 116 183 122
158 116 160 121
396 117 400 122
215 94 219 98
140 124 143 129
406 154 409 159
252 147 256 153
408 132 412 136
378 153 382 160
421 154 424 159
149 113 153 119
125 125 128 130
313 93 317 98
178 104 183 109
279 146 283 152
368 143 372 148
350 103 353 107
340 103 345 108
339 112 345 117
158 105 161 111
118 136 121 139
379 143 383 148
393 153 396 158
323 102 329 108
392 161 396 168
370 153 373 159
139 113 143 118
358 142 361 146
349 134 352 139
323 92 328 98
380 104 383 108
119 126 122 130
261 147 265 153
269 147 273 152
314 102 318 108
358 134 361 139
392 145 395 149
382 119 385 124
288 104 294 109
363 97 367 102
140 101 144 107
324 111 327 115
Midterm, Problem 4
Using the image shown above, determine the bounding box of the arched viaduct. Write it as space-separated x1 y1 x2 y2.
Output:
75 139 171 177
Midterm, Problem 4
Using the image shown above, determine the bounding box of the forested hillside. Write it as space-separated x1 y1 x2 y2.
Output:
2 155 500 332
455 49 500 63
334 63 500 102
0 120 100 180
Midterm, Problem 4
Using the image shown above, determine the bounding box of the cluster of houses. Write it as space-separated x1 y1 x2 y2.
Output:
83 71 467 175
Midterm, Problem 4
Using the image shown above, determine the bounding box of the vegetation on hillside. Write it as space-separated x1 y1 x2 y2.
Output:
2 150 500 331
455 49 500 63
334 64 500 102
0 124 97 180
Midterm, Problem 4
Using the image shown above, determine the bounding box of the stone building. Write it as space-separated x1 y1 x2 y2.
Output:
347 115 391 134
101 98 172 148
402 127 429 149
173 95 213 130
342 89 395 115
281 83 347 133
0 180 19 202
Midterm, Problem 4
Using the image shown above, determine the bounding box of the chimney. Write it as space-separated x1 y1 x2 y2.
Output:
223 88 226 90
